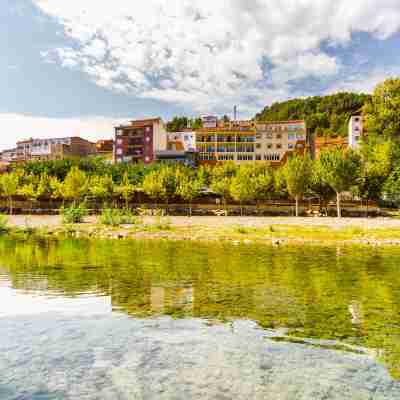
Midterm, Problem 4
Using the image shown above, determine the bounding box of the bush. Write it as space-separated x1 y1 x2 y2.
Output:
99 208 139 226
0 215 9 233
61 203 88 224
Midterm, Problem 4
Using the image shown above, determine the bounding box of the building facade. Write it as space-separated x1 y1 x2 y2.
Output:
348 115 363 149
114 118 168 164
15 137 95 162
196 120 307 165
167 131 196 152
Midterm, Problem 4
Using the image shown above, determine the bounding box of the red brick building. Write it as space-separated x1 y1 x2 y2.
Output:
114 118 168 164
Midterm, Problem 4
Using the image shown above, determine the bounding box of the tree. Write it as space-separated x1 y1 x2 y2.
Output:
383 166 400 206
143 169 168 213
253 164 274 207
283 154 312 217
363 78 400 139
0 172 20 215
88 175 114 206
230 165 258 216
61 166 88 205
210 162 237 215
319 148 361 218
116 172 136 209
357 139 395 215
310 159 335 215
176 172 203 216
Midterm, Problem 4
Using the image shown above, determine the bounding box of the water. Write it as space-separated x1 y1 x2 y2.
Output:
0 237 400 399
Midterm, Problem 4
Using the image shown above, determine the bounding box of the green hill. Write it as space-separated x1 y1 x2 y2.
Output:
255 92 371 138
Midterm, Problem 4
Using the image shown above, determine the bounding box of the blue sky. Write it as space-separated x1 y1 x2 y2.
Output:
1 0 400 150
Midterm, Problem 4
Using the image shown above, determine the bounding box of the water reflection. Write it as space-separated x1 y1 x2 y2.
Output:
0 237 400 389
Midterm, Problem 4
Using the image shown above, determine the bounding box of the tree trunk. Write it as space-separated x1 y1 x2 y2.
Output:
240 202 243 217
188 201 192 217
295 196 299 217
9 197 13 215
336 192 341 218
366 197 369 218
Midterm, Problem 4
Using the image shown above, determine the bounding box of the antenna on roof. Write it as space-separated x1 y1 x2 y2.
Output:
233 105 238 121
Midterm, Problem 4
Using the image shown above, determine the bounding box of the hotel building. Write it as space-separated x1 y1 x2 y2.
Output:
196 120 307 165
114 118 168 164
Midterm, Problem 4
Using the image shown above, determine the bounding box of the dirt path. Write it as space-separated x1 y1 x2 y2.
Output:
6 215 400 230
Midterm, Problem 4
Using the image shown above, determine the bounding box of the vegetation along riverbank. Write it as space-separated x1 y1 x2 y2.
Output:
3 215 400 246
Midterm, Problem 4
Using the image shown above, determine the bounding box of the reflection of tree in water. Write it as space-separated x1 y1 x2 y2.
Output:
0 237 400 379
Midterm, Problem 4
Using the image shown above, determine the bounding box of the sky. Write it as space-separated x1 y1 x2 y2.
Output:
1 0 400 150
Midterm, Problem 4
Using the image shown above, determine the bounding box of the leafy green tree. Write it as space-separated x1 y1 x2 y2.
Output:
176 172 203 216
230 165 258 216
253 164 274 206
283 154 312 217
143 169 168 213
364 78 400 139
319 148 361 218
310 159 335 215
0 172 20 214
210 162 237 215
61 166 88 205
357 139 395 214
383 166 400 206
116 172 136 209
88 175 114 205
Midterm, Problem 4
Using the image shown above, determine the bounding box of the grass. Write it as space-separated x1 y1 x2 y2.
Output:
3 217 400 245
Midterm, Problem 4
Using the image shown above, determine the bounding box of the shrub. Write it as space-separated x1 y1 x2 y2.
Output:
99 208 140 226
61 203 88 224
153 216 171 231
0 214 9 233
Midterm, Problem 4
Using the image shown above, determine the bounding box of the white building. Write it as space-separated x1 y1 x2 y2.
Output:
348 115 363 149
167 131 196 151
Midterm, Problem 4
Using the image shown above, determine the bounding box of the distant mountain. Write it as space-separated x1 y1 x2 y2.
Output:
255 92 371 138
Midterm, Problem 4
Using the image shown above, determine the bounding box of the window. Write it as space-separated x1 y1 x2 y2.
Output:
276 144 282 149
116 148 123 155
276 134 282 139
288 143 294 150
288 133 295 141
256 143 261 149
255 154 262 161
266 132 273 139
355 117 360 122
267 144 272 149
296 133 304 140
117 139 122 145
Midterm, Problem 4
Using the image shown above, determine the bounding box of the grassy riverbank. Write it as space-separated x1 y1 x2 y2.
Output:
3 215 400 246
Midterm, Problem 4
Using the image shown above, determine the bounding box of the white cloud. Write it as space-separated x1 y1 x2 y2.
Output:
325 67 400 94
33 0 400 112
0 114 128 151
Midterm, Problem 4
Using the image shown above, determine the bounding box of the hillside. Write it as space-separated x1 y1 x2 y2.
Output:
255 92 371 138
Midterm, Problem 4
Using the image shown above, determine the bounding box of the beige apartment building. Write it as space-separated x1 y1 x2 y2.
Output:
195 120 307 165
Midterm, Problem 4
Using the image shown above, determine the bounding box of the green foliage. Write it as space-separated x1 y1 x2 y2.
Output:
229 165 258 215
256 92 370 138
0 172 20 214
61 203 88 224
363 78 400 139
319 148 361 217
176 171 203 216
88 175 114 202
166 116 203 132
0 214 9 233
115 172 136 208
61 166 88 203
283 154 312 216
99 208 138 226
383 166 400 205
